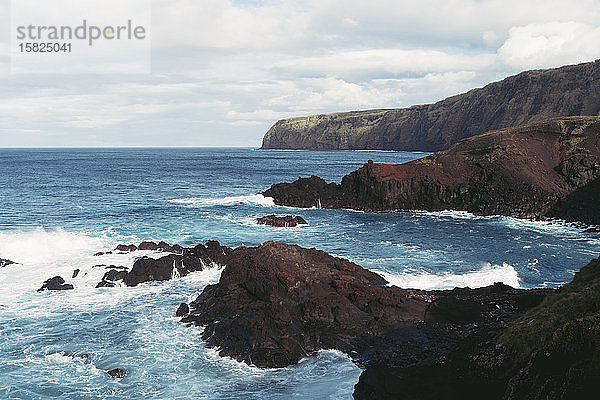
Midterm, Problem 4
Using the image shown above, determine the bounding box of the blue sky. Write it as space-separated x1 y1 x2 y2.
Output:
1 0 600 147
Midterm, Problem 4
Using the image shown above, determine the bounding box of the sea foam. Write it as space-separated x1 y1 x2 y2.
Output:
168 194 275 208
375 262 520 290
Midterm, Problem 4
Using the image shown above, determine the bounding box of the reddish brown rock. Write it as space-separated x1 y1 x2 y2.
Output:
107 368 126 378
264 117 600 222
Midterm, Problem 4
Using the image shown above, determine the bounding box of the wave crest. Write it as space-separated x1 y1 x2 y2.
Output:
375 262 520 290
168 194 275 208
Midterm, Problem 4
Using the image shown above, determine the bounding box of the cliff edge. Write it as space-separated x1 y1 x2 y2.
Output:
261 61 600 151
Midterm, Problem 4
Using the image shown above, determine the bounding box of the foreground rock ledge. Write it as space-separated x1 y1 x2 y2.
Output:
354 256 600 400
181 241 550 369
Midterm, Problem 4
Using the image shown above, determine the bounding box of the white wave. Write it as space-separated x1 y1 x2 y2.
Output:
375 262 520 290
0 227 107 266
409 209 486 220
45 352 102 376
496 217 580 236
168 194 275 208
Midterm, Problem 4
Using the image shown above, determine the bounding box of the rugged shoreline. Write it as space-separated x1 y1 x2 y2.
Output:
32 238 600 399
263 117 600 225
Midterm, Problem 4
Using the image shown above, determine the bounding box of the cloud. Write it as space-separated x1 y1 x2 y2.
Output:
1 0 600 146
498 22 600 69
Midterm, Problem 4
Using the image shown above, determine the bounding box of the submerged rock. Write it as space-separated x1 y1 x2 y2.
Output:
0 258 16 268
175 302 189 317
181 241 549 368
257 215 308 227
37 276 74 292
107 368 126 378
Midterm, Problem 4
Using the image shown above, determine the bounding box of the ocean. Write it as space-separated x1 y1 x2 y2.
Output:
1 148 598 399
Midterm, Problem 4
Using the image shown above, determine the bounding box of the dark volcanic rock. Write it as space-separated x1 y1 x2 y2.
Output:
257 215 308 227
93 251 111 256
182 242 549 368
137 241 184 254
115 244 137 252
72 269 80 278
264 117 600 222
354 256 600 400
107 368 126 378
96 268 128 288
546 176 600 226
138 241 160 251
122 241 231 287
0 258 16 267
261 61 600 151
175 302 189 317
37 276 74 292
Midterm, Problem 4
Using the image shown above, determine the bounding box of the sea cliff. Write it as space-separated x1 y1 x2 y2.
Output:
261 61 600 151
263 117 600 224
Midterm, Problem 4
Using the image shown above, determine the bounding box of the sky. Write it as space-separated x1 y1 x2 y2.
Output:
1 0 600 147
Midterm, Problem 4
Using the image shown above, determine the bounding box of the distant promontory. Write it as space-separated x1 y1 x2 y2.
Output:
261 61 600 151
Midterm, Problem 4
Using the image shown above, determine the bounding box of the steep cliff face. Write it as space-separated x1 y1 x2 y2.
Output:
261 61 600 151
263 117 600 222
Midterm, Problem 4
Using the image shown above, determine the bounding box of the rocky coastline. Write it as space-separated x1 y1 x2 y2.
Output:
263 117 600 225
31 236 600 398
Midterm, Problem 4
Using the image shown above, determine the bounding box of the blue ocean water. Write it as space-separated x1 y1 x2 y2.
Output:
0 148 598 399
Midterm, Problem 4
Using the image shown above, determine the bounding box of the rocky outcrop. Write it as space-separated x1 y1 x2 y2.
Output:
181 241 550 368
107 368 126 378
175 302 189 317
37 276 74 292
0 258 16 267
257 215 308 227
546 176 600 226
263 117 600 222
115 244 137 252
121 241 230 287
96 268 128 288
353 256 600 400
261 61 600 151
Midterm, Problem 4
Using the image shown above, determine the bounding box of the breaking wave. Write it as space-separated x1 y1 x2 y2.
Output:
375 262 520 290
168 194 275 208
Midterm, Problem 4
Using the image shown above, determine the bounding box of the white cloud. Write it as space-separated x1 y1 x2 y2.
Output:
1 0 600 146
498 22 600 69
